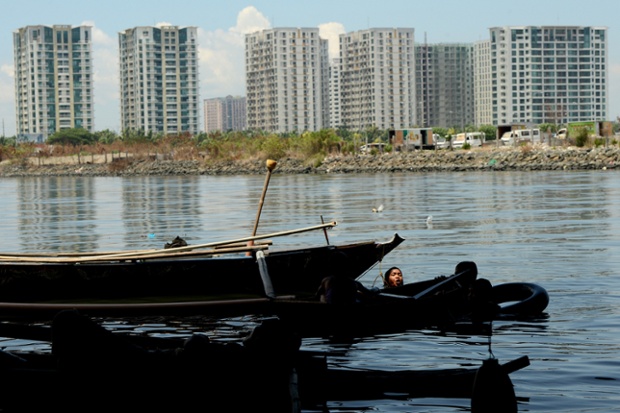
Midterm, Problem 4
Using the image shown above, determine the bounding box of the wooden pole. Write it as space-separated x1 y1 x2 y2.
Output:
251 159 277 238
320 215 330 245
0 222 337 264
247 159 277 253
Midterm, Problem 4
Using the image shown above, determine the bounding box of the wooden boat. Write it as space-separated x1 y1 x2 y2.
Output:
0 258 549 340
0 273 474 334
0 259 476 324
0 312 530 412
0 223 404 311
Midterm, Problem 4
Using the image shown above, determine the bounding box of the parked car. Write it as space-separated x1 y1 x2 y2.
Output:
501 129 541 145
452 132 484 149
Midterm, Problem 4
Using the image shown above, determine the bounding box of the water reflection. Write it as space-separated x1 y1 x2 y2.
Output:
18 177 99 252
2 170 620 412
120 176 206 248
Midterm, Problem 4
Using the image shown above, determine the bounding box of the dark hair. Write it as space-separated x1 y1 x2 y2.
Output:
384 267 403 287
454 261 478 285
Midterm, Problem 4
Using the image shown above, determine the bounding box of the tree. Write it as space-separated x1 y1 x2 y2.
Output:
432 127 449 140
94 129 119 144
335 126 353 141
0 136 17 146
364 125 382 143
478 125 497 141
121 128 149 143
47 128 97 146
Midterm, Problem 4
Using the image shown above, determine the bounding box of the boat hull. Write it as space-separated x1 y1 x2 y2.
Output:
0 234 404 306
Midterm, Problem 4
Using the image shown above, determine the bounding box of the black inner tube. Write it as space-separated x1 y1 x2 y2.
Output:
492 282 549 316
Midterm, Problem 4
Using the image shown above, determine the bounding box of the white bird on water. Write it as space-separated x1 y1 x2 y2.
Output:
372 204 384 213
426 215 433 228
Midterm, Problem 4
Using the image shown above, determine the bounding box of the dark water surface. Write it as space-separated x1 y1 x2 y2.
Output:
1 171 619 412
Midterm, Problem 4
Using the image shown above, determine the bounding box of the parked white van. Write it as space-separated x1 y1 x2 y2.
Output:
360 142 387 153
555 128 567 139
435 137 451 149
501 128 541 145
452 132 485 149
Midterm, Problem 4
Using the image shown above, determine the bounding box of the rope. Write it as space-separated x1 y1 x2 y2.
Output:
372 271 386 288
487 320 495 358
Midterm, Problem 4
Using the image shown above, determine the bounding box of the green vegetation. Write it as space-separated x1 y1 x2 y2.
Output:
574 128 589 147
1 122 618 167
47 128 98 146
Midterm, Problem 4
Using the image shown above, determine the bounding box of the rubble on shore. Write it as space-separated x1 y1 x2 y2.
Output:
1 145 619 177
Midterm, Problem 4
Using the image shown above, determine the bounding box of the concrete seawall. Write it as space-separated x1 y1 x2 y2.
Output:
1 146 619 177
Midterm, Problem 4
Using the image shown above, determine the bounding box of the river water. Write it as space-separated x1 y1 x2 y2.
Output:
0 171 619 412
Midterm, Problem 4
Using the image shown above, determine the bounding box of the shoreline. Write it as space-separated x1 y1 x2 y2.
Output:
1 145 619 177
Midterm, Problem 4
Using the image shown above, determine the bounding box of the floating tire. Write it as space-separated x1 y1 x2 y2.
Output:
493 282 549 316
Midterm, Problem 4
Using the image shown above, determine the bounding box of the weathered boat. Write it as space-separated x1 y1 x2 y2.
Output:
0 256 549 340
263 263 549 337
0 268 549 345
0 264 473 326
0 223 404 312
266 262 480 337
0 311 529 413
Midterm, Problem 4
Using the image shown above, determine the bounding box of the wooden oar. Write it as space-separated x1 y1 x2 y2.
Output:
0 222 337 264
0 241 273 259
65 245 270 263
0 245 269 263
412 267 473 300
377 268 473 301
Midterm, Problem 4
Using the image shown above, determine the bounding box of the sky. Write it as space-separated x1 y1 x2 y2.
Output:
0 0 618 136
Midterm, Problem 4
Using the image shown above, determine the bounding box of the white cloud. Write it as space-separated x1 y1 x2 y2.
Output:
155 22 174 29
318 22 346 60
0 64 15 135
0 64 13 78
82 21 121 132
233 6 271 35
198 6 271 100
0 64 14 104
610 62 620 119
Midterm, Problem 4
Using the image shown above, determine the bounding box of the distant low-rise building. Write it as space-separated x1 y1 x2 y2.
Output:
204 96 246 133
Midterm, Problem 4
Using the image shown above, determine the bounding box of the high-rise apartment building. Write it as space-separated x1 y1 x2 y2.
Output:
13 25 94 142
328 58 342 128
119 26 200 135
473 40 493 126
245 28 329 133
415 43 474 129
204 96 246 133
489 26 608 126
339 28 415 131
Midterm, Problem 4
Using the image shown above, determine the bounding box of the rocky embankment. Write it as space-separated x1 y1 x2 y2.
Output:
1 145 619 177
